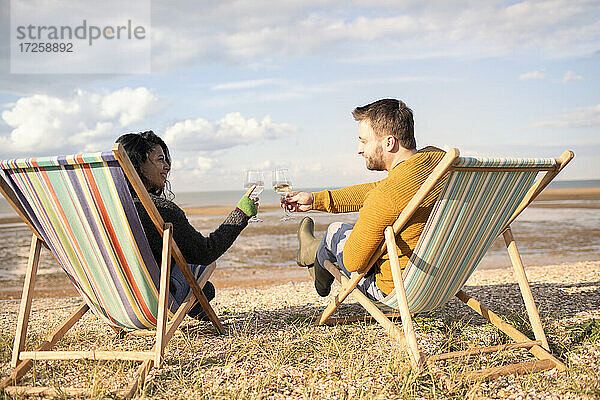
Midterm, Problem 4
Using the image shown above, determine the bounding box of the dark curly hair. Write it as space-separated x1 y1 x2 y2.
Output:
116 131 174 198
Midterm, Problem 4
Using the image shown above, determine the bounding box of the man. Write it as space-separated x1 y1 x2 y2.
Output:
283 98 447 300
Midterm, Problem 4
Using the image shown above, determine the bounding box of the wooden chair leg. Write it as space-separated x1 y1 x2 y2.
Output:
3 386 93 397
3 292 199 399
123 289 199 398
10 234 42 368
321 261 407 347
457 359 556 382
455 290 565 370
429 340 542 362
428 339 545 388
175 241 224 335
11 290 201 399
503 227 550 350
182 261 217 317
0 303 89 389
385 227 424 372
196 261 216 289
322 313 403 325
155 223 172 367
424 290 566 388
316 270 368 325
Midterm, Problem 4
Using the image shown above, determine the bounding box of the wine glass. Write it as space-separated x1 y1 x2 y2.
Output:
243 169 264 223
272 168 294 221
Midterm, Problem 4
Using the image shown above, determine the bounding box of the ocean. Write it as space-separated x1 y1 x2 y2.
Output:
0 180 598 215
0 180 597 282
167 180 600 208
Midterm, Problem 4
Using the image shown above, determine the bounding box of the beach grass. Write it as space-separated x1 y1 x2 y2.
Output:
1 261 599 399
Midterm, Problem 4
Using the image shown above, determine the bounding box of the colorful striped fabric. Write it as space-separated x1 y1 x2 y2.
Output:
0 152 185 330
377 156 556 313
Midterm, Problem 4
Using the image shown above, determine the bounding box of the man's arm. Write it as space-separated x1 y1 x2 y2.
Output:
285 181 379 213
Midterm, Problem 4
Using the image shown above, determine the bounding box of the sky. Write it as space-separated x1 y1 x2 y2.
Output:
0 0 598 192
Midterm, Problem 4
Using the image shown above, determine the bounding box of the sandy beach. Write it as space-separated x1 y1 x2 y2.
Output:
0 187 598 397
0 187 598 300
0 261 599 398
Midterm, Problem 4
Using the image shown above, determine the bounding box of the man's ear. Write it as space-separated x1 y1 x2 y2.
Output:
384 135 397 151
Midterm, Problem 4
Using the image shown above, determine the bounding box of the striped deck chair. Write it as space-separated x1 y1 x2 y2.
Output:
316 148 574 385
0 143 224 397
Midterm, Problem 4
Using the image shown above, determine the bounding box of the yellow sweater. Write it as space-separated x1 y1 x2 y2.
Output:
312 146 447 295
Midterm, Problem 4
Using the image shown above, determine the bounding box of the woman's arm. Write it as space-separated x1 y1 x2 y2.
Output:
136 195 249 266
168 205 248 265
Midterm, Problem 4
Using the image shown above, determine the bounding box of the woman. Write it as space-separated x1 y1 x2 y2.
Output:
116 131 258 320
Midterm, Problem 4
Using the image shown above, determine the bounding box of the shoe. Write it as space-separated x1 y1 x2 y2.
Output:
313 257 334 297
187 281 216 321
296 217 321 267
307 265 315 280
295 217 333 296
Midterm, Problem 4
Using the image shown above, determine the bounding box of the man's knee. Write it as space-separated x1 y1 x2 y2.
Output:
325 222 351 248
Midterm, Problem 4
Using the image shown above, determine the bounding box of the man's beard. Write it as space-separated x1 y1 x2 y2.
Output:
365 144 385 171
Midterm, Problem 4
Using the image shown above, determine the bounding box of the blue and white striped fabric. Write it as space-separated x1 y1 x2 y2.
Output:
377 156 556 313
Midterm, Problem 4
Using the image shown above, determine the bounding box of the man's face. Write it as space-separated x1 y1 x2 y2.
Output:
357 120 386 171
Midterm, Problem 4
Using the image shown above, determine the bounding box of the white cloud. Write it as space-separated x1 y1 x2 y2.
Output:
2 0 599 95
169 155 219 183
0 87 160 154
196 155 214 171
563 70 583 83
211 79 281 91
533 104 600 128
175 155 216 175
519 70 547 80
101 88 159 126
201 75 450 108
163 112 298 152
147 0 600 70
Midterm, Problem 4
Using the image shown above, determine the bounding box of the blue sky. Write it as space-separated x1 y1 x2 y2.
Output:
0 0 598 192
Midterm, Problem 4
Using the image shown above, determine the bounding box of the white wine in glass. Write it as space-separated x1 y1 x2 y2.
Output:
272 168 293 221
273 183 291 194
243 169 264 223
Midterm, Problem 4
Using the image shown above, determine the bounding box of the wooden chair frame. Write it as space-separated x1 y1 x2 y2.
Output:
316 148 574 386
0 143 224 397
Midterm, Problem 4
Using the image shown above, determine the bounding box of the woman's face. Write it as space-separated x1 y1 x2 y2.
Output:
140 145 171 191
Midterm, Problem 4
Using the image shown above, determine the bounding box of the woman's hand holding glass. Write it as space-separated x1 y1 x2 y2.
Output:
237 185 259 218
243 170 264 223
